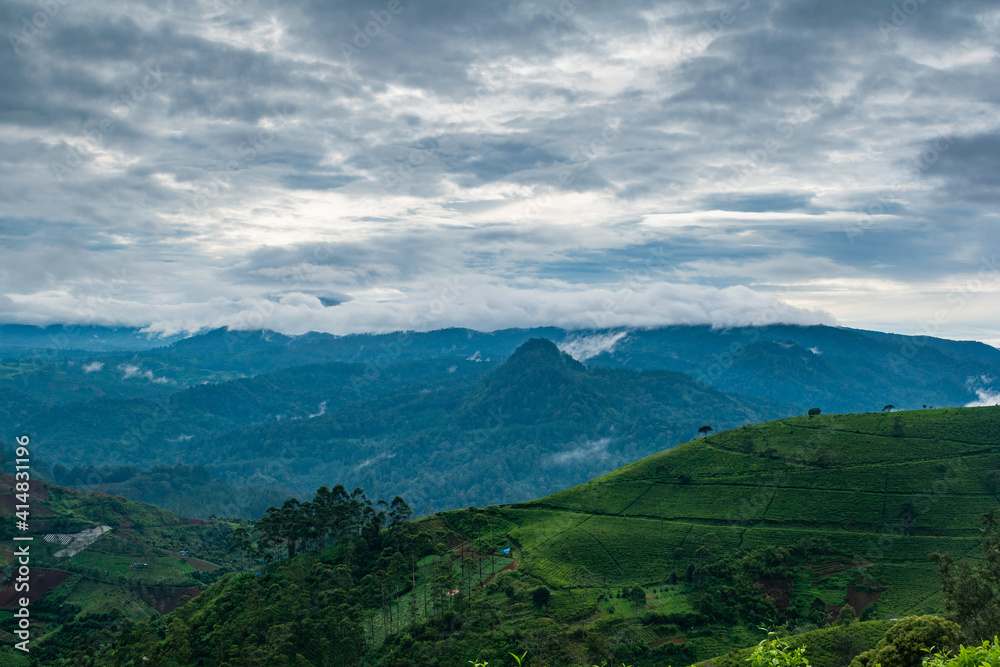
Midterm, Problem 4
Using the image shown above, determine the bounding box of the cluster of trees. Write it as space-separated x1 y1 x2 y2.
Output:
684 540 839 627
229 483 413 563
932 507 1000 641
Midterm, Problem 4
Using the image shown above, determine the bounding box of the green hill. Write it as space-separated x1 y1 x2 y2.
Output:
0 474 237 665
82 405 1000 666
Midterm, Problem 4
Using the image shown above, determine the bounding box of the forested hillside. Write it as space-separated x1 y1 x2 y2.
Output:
14 339 796 516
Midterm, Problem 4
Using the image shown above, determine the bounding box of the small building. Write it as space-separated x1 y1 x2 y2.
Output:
180 550 189 556
501 548 511 555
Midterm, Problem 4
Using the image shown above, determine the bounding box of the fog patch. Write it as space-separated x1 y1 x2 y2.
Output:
966 388 1000 407
118 363 173 384
356 452 396 470
547 437 612 465
558 332 628 362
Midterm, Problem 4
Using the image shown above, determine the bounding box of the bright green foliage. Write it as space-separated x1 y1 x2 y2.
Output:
923 637 1000 667
701 620 894 667
848 615 962 667
746 635 811 667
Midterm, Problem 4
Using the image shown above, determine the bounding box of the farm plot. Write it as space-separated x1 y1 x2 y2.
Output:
762 487 887 528
883 493 998 535
539 480 653 515
621 483 769 522
500 509 594 551
746 466 888 494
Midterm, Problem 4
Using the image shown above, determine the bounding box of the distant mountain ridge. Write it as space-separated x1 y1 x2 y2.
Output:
3 322 996 413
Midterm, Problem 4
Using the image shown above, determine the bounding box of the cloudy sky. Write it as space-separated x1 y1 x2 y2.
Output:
1 0 998 345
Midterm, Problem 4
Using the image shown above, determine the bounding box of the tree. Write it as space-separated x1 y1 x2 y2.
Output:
162 618 193 665
624 585 646 606
228 526 252 571
932 508 1000 640
882 404 894 413
835 603 857 626
532 586 550 608
808 408 821 416
850 616 962 667
388 496 412 526
698 425 713 437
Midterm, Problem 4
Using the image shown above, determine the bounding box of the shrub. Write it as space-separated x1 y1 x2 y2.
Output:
849 615 962 667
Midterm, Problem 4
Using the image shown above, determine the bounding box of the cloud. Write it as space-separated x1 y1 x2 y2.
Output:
117 363 172 384
356 452 396 470
559 331 628 362
547 437 613 465
0 0 997 344
966 388 1000 407
82 361 104 373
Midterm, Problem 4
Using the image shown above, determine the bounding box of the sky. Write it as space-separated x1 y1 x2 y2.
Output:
1 0 998 345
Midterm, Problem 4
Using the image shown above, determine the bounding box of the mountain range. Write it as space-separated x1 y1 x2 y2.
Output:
3 323 998 517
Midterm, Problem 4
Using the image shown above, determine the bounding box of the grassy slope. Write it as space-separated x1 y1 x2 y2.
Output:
0 475 236 660
437 406 1000 661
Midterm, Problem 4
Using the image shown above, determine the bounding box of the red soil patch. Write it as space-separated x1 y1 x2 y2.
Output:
184 557 220 572
757 578 794 611
0 491 56 517
846 585 882 614
827 585 884 620
454 547 517 587
134 586 202 615
0 475 52 518
0 569 71 608
481 560 517 586
0 475 50 502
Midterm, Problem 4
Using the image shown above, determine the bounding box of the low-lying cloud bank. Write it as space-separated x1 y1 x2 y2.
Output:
0 281 835 337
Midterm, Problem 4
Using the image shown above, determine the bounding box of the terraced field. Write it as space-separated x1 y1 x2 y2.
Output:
440 406 1000 661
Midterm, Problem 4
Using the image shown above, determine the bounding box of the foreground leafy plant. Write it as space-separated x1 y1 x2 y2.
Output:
923 636 1000 667
466 652 635 667
747 634 811 667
